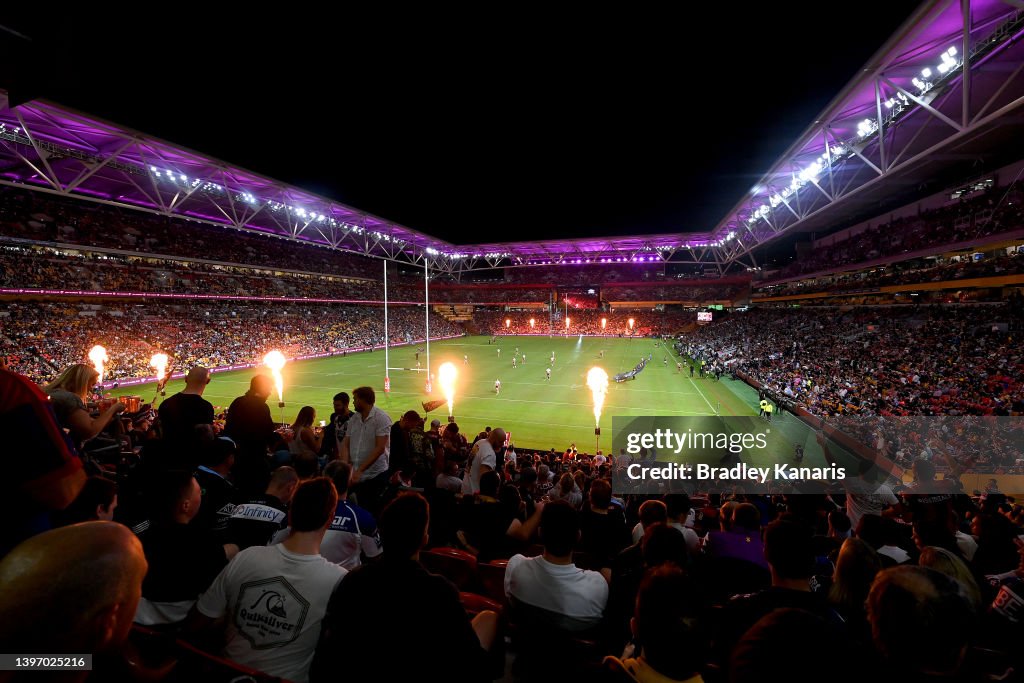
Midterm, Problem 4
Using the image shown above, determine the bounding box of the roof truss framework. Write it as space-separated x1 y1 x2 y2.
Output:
0 0 1021 275
720 0 1024 266
0 97 452 266
0 96 730 273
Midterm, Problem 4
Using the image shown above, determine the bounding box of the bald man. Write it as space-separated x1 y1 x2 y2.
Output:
158 366 215 465
0 522 147 679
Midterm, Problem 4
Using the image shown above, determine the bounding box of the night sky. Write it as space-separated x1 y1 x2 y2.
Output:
4 3 923 246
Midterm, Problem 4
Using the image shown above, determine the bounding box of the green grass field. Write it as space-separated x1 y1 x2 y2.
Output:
110 335 856 470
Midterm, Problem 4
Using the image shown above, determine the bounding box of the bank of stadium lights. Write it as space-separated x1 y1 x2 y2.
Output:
937 46 958 74
857 119 879 138
912 46 960 94
142 170 404 244
148 167 213 190
711 231 737 247
883 92 910 110
744 44 964 231
444 252 512 260
0 124 28 145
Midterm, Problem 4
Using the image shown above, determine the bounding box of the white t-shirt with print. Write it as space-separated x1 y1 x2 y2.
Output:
843 478 900 529
462 439 497 494
196 545 346 683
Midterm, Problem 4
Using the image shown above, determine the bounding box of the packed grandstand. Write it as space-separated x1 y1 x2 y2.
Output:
3 3 1024 683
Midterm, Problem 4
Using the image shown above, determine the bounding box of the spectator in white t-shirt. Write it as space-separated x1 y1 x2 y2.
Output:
462 427 505 495
435 460 464 493
505 500 610 631
340 386 391 516
839 460 903 530
188 478 347 683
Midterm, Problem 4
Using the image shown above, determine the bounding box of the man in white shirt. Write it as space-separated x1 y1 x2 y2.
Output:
463 428 505 495
189 478 347 683
837 459 903 530
435 460 464 493
505 500 609 631
340 386 391 516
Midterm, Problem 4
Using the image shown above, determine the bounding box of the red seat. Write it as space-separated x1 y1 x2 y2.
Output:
126 625 287 683
478 560 508 605
171 638 287 683
459 591 503 617
124 625 178 683
421 548 479 589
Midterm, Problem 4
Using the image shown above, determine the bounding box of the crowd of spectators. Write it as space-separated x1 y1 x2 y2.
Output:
428 284 553 304
755 250 1024 299
2 371 1022 682
0 244 425 301
474 309 692 336
504 263 667 284
1 242 753 307
682 304 1024 418
773 179 1024 279
1 301 460 385
0 187 738 308
603 282 747 303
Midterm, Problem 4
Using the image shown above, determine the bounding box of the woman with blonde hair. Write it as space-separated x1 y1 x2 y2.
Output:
44 364 124 446
918 545 982 609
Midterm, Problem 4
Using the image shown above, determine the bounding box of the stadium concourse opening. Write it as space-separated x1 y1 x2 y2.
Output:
3 0 1024 680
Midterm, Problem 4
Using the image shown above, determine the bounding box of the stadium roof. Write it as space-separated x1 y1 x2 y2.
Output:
715 0 1024 270
1 0 1023 275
